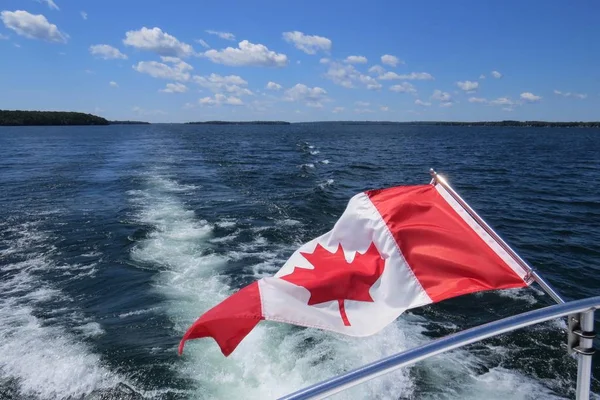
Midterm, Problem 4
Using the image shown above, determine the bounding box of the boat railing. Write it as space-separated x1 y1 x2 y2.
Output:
280 295 599 400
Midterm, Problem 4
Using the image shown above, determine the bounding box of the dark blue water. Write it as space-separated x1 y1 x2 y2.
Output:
0 124 598 399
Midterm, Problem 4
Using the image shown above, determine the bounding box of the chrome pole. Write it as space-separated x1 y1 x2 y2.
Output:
279 296 600 400
575 310 596 400
429 168 565 304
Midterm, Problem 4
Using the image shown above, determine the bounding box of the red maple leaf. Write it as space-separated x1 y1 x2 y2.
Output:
281 242 385 326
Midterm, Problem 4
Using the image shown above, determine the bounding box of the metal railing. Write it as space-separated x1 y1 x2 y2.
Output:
280 296 599 400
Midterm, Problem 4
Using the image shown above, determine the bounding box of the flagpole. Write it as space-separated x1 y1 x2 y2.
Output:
429 168 565 305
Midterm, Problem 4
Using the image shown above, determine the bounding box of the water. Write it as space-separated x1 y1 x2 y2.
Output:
0 124 598 399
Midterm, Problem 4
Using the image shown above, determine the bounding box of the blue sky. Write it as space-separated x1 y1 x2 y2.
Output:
0 0 598 122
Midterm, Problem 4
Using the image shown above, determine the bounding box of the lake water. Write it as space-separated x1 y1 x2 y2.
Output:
0 124 598 399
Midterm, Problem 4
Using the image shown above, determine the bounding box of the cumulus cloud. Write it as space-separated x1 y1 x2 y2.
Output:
123 27 194 58
554 90 587 99
431 89 451 102
284 83 328 107
38 0 59 10
205 30 235 41
440 102 453 107
415 99 431 106
468 97 488 103
389 82 417 94
160 82 188 93
345 55 367 64
456 80 479 92
193 73 253 96
379 71 434 80
319 57 330 64
355 101 370 107
89 44 127 60
133 56 193 81
368 65 385 75
282 31 332 54
202 40 288 67
80 11 87 20
1 10 68 43
266 81 282 90
520 92 541 102
489 97 514 106
380 106 389 111
195 39 210 48
332 107 345 113
491 70 502 79
381 54 402 67
324 61 382 89
479 74 486 79
199 93 243 106
109 81 118 88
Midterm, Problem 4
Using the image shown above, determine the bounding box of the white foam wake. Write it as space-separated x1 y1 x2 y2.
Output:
0 221 118 400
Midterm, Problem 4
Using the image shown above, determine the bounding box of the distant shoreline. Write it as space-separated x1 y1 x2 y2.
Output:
185 121 291 125
0 110 598 128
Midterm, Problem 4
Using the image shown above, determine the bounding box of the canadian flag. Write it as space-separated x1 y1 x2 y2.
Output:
179 184 531 356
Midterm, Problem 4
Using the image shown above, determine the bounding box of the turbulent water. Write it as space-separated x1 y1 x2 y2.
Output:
0 124 598 400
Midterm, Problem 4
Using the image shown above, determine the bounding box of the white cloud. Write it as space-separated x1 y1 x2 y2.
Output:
479 74 486 79
284 83 328 107
440 102 453 107
80 11 88 20
491 70 502 79
195 39 209 48
193 73 253 96
381 54 402 67
109 81 118 88
503 107 515 112
415 99 431 107
205 30 235 41
199 93 243 106
456 80 479 91
469 97 488 103
354 108 374 114
319 58 330 64
282 31 332 55
431 89 451 102
89 44 127 60
202 40 288 67
520 92 542 102
389 82 417 94
123 27 194 58
360 74 382 90
38 0 59 10
332 107 345 113
379 71 434 80
368 65 385 75
133 57 193 81
324 61 381 89
1 10 68 43
160 82 188 93
0 33 8 40
490 97 514 106
381 106 389 111
266 81 282 90
554 90 587 99
355 101 370 107
345 55 367 64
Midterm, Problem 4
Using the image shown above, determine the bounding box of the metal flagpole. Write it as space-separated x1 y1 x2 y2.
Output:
429 169 596 400
429 168 565 304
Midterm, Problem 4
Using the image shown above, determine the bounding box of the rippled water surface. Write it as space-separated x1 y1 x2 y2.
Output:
0 124 598 399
